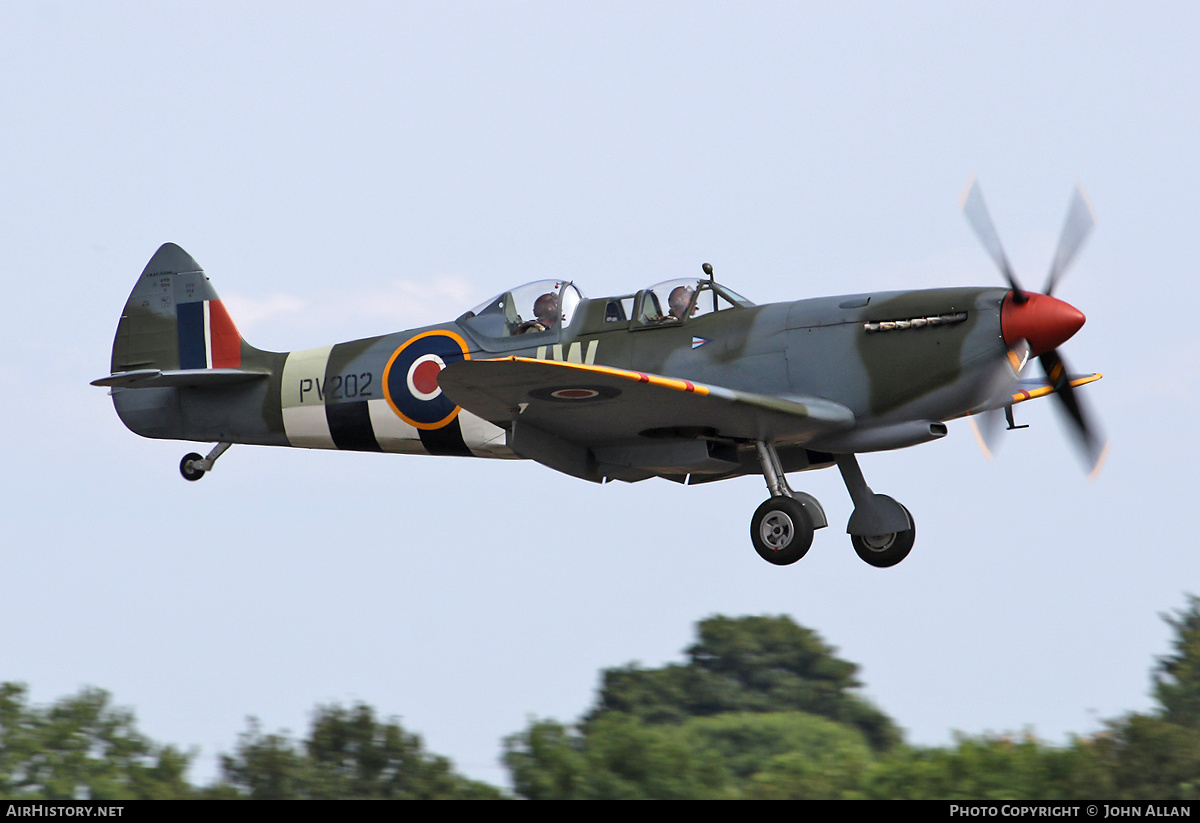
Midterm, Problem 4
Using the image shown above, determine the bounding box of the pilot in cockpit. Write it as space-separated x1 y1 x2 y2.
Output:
535 292 559 328
519 292 559 333
667 285 696 321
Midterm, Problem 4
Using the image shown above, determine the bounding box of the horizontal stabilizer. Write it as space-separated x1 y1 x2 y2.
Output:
90 368 269 389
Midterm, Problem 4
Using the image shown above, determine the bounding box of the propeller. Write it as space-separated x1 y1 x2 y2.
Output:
960 179 1108 477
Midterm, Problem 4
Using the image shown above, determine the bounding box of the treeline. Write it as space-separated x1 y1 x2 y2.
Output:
0 687 499 800
3 599 1200 799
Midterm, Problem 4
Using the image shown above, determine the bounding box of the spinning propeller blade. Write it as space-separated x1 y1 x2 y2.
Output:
1038 348 1109 478
961 179 1107 476
1044 184 1096 297
960 176 1027 303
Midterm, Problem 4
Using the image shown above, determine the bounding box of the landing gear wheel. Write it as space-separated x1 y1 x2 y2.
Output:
851 506 915 568
750 497 814 566
180 453 205 482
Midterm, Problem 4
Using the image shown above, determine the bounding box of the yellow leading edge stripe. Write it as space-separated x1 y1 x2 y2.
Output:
1011 373 1101 404
503 356 711 396
499 357 1100 406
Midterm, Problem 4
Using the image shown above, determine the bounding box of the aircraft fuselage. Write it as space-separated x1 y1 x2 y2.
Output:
112 282 1013 465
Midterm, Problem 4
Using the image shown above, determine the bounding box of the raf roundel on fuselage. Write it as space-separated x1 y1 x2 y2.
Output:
382 330 471 430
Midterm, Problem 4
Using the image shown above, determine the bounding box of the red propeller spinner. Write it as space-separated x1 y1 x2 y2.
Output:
1000 291 1085 357
961 178 1107 475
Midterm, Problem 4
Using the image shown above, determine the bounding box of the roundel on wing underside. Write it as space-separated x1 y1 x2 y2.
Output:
528 384 622 402
382 330 471 429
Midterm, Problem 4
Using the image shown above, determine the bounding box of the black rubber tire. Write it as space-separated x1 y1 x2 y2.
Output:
180 453 205 482
750 497 814 566
850 506 915 568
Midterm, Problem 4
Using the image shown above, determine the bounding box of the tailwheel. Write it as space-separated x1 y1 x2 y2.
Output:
180 452 205 482
750 497 814 566
178 442 231 482
851 506 915 568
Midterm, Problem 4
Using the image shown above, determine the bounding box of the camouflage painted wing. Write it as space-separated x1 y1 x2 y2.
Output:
438 356 855 447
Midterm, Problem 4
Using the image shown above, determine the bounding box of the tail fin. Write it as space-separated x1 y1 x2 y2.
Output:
95 245 281 444
109 243 247 375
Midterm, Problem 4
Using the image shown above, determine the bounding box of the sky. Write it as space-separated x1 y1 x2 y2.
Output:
3 2 1199 789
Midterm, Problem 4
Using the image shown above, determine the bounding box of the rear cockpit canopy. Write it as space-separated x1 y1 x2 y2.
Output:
459 280 586 339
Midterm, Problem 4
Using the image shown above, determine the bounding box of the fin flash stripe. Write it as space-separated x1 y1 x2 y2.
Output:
177 300 241 370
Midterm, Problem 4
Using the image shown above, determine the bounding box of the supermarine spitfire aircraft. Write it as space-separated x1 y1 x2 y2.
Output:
93 181 1105 568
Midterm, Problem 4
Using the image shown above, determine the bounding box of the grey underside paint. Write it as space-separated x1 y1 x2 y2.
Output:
112 382 289 446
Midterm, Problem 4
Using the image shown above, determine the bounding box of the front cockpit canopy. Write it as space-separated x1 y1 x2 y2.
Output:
636 278 753 324
459 279 585 339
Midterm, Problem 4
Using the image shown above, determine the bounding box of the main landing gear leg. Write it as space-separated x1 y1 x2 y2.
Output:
749 442 827 566
180 442 232 482
835 454 915 567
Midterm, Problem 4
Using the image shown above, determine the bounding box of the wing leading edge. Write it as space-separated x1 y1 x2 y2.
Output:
1010 372 1101 405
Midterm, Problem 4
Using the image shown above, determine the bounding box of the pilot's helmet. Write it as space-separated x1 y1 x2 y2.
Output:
668 285 695 319
534 292 559 326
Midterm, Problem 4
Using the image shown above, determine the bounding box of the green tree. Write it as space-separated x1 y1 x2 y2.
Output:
505 615 900 799
213 703 502 799
0 683 191 799
1075 594 1200 800
501 719 589 800
690 711 873 799
211 719 309 800
587 615 899 750
860 733 1109 800
504 710 876 799
1090 714 1200 800
852 595 1200 801
1154 594 1200 731
503 714 732 799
